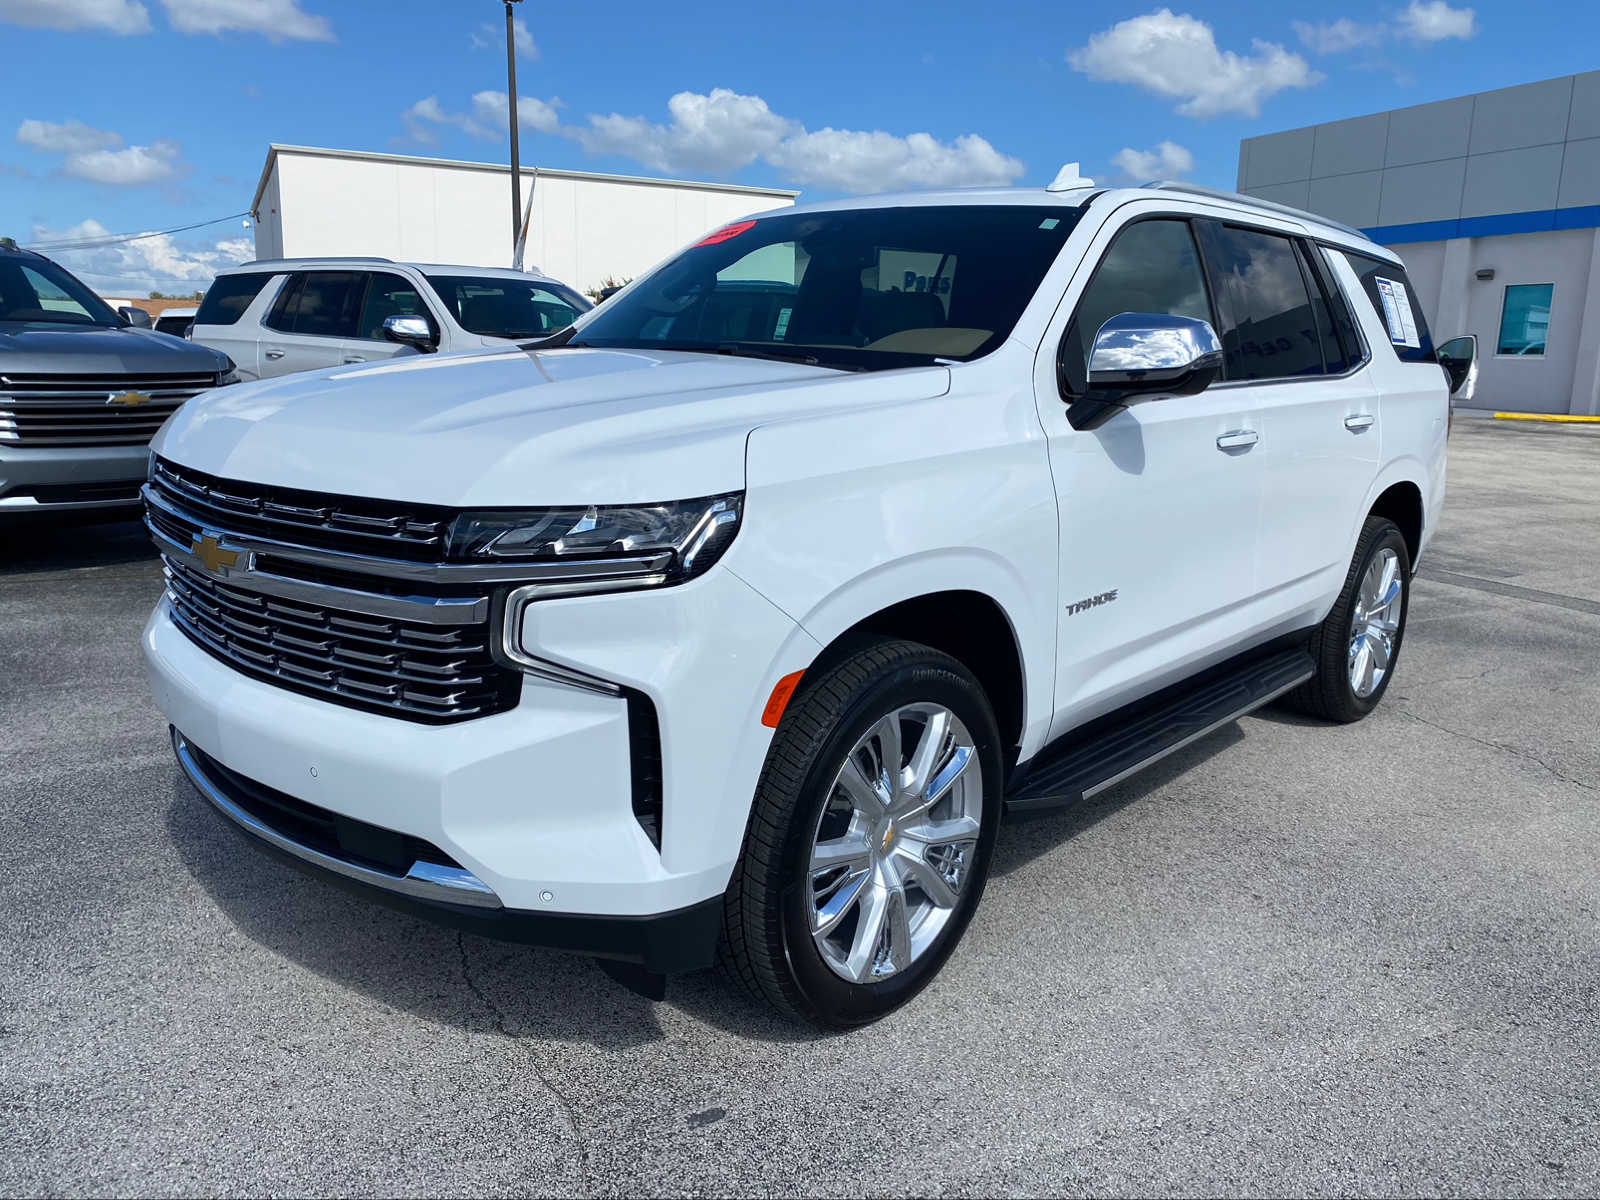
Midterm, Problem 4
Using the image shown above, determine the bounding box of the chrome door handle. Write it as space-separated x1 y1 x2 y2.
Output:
1344 414 1375 431
342 356 366 364
1216 430 1259 450
264 349 285 360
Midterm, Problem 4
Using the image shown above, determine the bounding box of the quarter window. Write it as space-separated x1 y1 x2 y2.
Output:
194 273 273 327
1202 225 1325 381
1344 253 1436 365
1496 284 1552 356
1060 218 1215 397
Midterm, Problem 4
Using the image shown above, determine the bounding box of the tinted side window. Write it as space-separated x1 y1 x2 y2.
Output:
356 272 430 341
266 271 365 338
1306 244 1366 370
1060 218 1215 397
1344 253 1436 364
1201 225 1324 380
1294 240 1346 373
195 273 273 327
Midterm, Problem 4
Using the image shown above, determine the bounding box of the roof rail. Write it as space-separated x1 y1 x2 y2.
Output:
239 255 396 267
1140 181 1369 241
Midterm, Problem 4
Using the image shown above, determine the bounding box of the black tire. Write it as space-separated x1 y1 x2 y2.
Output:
1287 516 1411 723
719 637 1004 1028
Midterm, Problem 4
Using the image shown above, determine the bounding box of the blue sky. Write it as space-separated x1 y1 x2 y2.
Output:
3 0 1595 295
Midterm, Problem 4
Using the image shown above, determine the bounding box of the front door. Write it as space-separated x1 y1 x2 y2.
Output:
1036 213 1266 740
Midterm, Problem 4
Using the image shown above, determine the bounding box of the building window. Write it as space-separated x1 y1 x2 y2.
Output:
1497 284 1552 357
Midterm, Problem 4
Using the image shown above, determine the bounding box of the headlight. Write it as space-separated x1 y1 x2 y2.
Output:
217 356 239 386
450 493 742 594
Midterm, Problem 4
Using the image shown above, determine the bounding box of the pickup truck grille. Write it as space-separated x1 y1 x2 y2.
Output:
0 372 216 447
146 462 522 725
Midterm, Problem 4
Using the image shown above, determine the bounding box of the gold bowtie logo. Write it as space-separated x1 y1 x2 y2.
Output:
191 531 241 574
107 390 153 408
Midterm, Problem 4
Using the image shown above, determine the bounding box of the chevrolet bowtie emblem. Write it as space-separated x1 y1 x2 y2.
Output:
107 390 153 408
191 531 241 574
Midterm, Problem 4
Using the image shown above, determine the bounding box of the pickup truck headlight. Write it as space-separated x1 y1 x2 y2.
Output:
217 357 240 386
449 493 742 593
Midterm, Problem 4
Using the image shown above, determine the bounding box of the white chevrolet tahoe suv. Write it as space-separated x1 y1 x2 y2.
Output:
142 181 1477 1027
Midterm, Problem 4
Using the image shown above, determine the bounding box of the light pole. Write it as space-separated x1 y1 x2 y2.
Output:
503 0 523 258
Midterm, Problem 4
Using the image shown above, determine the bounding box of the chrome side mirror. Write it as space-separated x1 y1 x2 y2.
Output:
1437 334 1478 402
381 314 437 352
1068 312 1224 431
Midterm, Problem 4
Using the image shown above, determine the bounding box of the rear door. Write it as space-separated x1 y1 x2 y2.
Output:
339 271 440 365
190 272 278 379
1036 211 1266 738
1193 220 1381 621
258 271 365 377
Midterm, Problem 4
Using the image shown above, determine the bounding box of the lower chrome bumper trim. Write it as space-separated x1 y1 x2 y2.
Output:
171 728 502 909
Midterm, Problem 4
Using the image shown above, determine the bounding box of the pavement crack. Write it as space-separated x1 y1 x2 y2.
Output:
456 931 592 1195
1394 707 1596 793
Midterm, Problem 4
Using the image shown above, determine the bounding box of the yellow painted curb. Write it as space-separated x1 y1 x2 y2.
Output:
1492 412 1600 423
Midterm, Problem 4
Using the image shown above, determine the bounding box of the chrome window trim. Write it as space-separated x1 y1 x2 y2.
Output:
143 483 673 586
172 730 502 908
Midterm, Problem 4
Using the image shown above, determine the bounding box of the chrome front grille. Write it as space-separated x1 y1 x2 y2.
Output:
0 372 215 447
146 463 522 725
152 457 450 562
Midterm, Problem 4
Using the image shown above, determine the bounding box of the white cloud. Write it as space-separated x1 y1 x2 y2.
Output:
15 118 186 186
1293 18 1382 53
0 0 150 34
402 92 561 145
1397 1 1476 42
29 219 252 296
574 89 794 176
768 129 1023 193
17 119 122 155
470 16 536 59
1067 9 1321 118
160 0 332 41
1111 140 1195 180
568 88 1023 192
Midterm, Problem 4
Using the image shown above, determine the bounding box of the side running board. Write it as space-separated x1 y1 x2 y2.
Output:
1005 646 1314 815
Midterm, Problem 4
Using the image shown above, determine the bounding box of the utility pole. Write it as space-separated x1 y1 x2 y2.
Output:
504 0 524 259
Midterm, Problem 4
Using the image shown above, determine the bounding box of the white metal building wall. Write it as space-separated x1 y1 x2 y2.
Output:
250 145 797 294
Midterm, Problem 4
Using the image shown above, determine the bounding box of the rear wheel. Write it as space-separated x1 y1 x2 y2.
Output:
1288 516 1411 723
719 638 1003 1027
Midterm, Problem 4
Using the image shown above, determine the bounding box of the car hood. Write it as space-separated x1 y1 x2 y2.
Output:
0 322 228 374
152 346 951 506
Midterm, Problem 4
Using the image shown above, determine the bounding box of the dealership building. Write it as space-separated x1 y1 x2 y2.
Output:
1237 72 1600 415
248 144 798 295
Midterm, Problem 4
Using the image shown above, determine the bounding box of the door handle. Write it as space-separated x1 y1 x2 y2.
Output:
342 355 366 364
264 349 285 360
1344 414 1375 432
1216 430 1259 450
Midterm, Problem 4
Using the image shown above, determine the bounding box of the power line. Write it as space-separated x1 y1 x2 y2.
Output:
26 211 252 253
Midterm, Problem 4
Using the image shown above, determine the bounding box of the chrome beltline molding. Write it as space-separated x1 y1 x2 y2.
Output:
172 729 503 908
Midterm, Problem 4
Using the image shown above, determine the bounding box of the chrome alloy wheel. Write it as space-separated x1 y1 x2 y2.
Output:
807 704 983 984
1349 546 1403 698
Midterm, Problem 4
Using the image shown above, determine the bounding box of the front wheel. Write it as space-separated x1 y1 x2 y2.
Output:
1288 515 1411 723
719 638 1003 1027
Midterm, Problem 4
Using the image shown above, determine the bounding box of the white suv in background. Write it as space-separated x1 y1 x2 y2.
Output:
142 181 1476 1027
189 259 590 379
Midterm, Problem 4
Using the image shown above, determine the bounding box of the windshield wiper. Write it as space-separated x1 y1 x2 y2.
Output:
516 325 579 351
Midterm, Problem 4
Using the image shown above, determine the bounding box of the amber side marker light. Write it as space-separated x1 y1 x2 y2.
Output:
761 670 806 728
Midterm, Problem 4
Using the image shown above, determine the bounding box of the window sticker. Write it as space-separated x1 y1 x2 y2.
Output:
773 306 792 341
1375 277 1420 348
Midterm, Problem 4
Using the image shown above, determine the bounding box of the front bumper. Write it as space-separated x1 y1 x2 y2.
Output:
172 727 722 972
0 443 149 512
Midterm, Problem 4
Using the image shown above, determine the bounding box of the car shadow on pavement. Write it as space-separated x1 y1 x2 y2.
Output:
0 515 154 574
160 775 827 1046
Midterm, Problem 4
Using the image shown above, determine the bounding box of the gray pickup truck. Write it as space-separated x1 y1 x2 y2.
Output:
1 239 234 519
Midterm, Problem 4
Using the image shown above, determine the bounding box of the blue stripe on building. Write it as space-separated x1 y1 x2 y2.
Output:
1363 207 1600 247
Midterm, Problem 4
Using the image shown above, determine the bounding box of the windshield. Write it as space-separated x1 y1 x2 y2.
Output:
567 204 1084 371
425 275 591 339
0 255 119 325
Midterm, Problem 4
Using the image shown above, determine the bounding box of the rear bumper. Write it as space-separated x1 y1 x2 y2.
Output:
171 726 724 973
0 443 149 512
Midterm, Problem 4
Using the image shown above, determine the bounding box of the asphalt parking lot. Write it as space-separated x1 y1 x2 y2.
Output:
2 417 1597 1197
